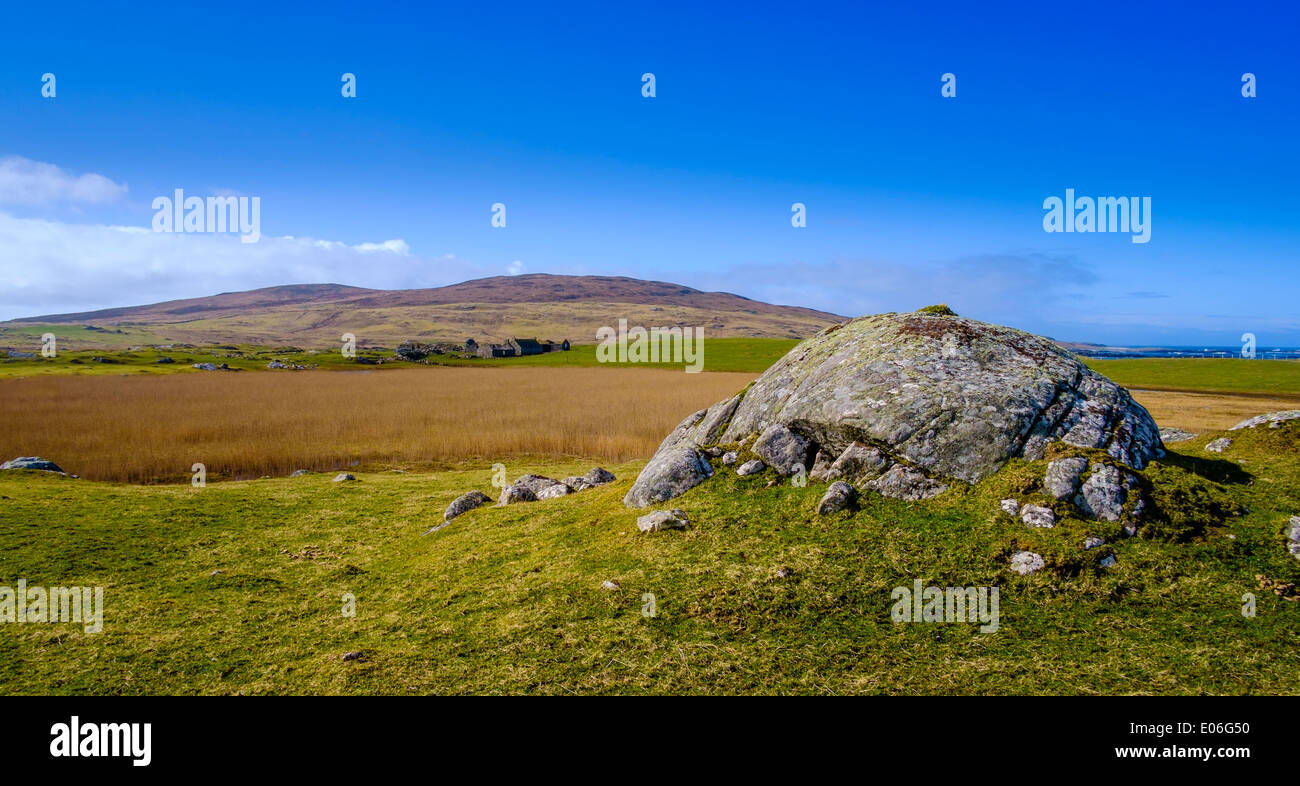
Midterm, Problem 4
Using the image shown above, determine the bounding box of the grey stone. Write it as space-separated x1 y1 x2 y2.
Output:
1000 498 1020 515
289 469 310 477
637 508 689 533
582 467 616 486
1075 462 1130 521
1289 516 1300 561
498 484 536 505
822 442 890 484
816 481 857 514
1158 427 1198 443
1205 437 1233 453
600 580 620 590
623 447 713 509
751 424 812 476
536 483 572 500
1084 536 1106 549
864 465 948 500
721 451 739 465
332 473 356 482
1009 551 1046 575
1099 555 1117 568
1020 504 1056 528
561 477 595 492
1230 410 1300 430
1043 457 1088 500
1 456 65 473
736 460 766 476
443 490 492 522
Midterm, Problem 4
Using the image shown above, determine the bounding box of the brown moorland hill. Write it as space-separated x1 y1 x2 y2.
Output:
2 274 846 350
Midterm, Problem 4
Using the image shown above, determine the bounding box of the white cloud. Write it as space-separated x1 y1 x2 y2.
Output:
0 156 128 206
507 259 525 275
0 211 476 320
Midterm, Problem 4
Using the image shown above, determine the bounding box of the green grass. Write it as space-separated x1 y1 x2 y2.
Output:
2 421 1298 695
1086 358 1300 396
0 337 799 377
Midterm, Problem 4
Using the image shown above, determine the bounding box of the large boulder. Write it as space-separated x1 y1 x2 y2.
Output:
625 310 1164 507
1231 410 1300 430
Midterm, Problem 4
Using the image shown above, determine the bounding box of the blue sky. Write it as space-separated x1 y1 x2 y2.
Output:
0 0 1296 346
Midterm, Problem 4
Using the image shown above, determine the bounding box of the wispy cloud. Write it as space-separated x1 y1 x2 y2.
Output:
0 156 128 206
0 212 477 320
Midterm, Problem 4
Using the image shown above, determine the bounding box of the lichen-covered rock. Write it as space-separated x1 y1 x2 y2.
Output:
1075 462 1134 521
443 490 492 522
582 467 616 486
1289 516 1300 561
816 481 856 514
1000 498 1020 516
819 442 890 484
561 477 595 491
751 424 812 476
864 464 948 500
736 460 766 476
1043 457 1088 500
623 447 714 509
499 484 536 505
536 483 572 500
721 451 739 465
1231 410 1300 430
1099 555 1117 568
1 457 65 473
625 309 1162 508
1009 551 1045 575
637 508 689 533
332 473 356 482
1020 504 1056 528
1084 536 1106 549
1205 437 1233 453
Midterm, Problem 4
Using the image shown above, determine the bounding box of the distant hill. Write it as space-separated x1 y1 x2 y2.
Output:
2 274 846 350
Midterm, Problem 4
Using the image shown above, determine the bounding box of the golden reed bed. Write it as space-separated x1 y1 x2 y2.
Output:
1 367 1288 484
0 367 756 483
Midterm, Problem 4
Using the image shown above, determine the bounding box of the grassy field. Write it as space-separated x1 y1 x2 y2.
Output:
1086 358 1300 396
0 367 756 483
1 420 1297 695
0 338 799 378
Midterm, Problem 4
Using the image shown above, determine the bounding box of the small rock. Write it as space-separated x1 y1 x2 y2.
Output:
1230 410 1300 430
582 467 616 485
704 447 724 458
536 483 572 500
561 476 595 492
816 481 857 514
751 424 811 476
443 490 492 522
1099 555 1117 568
1020 504 1056 528
1075 462 1130 521
332 473 356 482
721 451 739 465
999 498 1020 516
600 580 620 590
498 484 537 505
0 456 65 474
342 651 364 662
289 469 310 477
637 508 689 533
1009 551 1046 575
864 465 948 501
736 460 765 476
1159 427 1198 443
1289 516 1300 561
775 568 790 578
1043 457 1088 500
1205 437 1233 453
1084 536 1106 549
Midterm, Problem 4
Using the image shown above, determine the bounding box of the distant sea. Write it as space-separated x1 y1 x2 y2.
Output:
1070 345 1300 360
